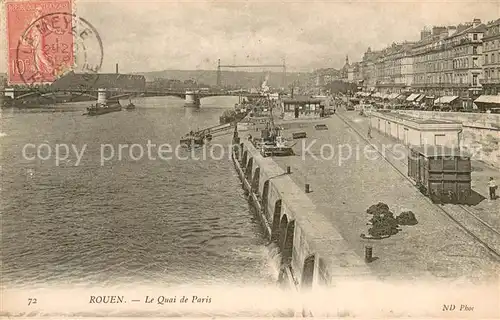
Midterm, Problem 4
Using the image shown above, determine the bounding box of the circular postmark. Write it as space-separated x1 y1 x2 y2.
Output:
15 11 103 100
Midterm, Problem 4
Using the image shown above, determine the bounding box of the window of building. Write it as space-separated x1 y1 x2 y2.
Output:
473 33 478 40
472 74 478 86
485 54 489 65
472 46 478 55
493 53 496 64
472 57 478 67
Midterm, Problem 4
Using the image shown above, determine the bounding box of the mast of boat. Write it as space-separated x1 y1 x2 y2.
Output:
268 96 275 129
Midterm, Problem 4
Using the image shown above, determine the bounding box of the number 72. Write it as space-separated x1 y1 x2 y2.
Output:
28 298 37 306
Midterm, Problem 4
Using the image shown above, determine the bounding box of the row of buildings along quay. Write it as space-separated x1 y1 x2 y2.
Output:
336 18 500 109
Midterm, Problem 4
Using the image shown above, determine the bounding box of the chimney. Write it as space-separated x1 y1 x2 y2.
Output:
115 63 119 74
472 18 481 27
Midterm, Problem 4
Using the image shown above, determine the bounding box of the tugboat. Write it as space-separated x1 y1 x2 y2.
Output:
259 125 295 157
85 100 122 116
253 101 295 157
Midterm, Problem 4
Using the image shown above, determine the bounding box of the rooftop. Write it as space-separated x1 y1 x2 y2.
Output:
486 18 500 28
411 145 471 158
282 96 323 104
372 111 461 125
51 71 146 90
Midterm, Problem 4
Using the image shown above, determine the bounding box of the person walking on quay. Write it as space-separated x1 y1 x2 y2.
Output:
367 125 372 139
488 177 497 200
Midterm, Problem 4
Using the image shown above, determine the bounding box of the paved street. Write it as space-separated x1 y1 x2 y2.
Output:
340 110 500 235
271 113 499 281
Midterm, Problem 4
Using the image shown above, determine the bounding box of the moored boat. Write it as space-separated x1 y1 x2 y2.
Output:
86 101 122 116
219 109 247 124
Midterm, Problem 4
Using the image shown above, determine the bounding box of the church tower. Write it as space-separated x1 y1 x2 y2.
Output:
342 54 350 80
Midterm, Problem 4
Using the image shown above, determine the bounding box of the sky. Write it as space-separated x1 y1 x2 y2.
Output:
1 0 499 73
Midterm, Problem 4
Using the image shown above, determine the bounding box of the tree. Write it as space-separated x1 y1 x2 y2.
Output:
323 80 357 94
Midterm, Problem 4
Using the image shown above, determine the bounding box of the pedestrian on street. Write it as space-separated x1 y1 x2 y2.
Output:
367 125 372 139
488 177 497 200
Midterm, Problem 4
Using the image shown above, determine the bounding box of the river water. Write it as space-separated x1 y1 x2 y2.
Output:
0 96 297 317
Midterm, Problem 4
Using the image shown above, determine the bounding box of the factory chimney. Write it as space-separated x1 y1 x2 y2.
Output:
116 63 119 74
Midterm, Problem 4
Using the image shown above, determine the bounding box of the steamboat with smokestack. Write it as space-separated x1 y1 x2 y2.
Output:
85 88 122 116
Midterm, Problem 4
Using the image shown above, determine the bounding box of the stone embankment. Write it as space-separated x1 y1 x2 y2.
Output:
231 132 372 293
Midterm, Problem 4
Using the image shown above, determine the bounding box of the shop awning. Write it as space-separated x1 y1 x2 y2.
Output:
381 93 391 100
406 93 419 102
434 96 458 104
372 92 381 98
474 95 500 104
415 94 425 102
387 93 400 100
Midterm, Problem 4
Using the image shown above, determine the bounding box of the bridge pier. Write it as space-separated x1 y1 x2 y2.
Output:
4 88 15 99
185 91 200 108
97 88 107 106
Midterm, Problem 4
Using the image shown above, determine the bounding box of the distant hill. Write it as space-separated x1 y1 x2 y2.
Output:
133 70 313 88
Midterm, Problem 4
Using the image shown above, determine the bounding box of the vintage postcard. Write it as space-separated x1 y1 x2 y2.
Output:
1 0 499 318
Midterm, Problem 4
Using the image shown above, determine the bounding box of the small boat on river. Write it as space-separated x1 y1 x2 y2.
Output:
85 101 122 116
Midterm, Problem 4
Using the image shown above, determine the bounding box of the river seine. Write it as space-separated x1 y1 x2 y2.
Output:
0 96 296 317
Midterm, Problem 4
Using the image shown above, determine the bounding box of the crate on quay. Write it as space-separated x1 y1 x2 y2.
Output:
408 145 472 204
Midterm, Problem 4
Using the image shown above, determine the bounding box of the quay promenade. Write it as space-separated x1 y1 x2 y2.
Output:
255 112 499 282
340 111 500 237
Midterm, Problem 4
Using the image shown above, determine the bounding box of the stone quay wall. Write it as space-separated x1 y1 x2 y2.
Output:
231 137 372 294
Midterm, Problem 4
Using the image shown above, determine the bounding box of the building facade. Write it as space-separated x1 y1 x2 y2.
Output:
375 43 414 94
360 47 381 91
480 18 500 95
411 19 485 109
348 18 496 110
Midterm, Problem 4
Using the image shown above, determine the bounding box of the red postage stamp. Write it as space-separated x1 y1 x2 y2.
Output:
6 0 74 85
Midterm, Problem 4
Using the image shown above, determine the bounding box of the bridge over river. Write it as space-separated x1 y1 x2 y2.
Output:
2 87 267 108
